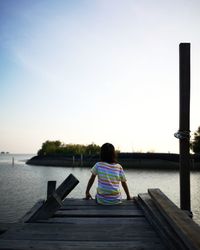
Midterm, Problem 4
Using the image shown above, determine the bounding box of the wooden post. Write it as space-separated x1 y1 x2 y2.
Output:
179 43 191 211
47 181 56 199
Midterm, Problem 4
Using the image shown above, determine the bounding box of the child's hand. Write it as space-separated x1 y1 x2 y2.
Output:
84 192 93 200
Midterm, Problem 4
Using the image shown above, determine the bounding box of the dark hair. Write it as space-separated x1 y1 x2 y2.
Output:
100 143 116 164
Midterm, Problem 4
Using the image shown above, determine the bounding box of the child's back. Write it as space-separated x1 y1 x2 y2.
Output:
91 161 126 205
85 143 131 204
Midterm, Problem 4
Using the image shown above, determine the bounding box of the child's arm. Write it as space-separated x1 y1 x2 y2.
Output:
121 181 131 200
85 174 96 199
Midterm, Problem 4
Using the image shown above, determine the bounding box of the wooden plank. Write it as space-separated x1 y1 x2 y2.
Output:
0 223 18 235
54 209 144 217
62 198 137 206
137 194 186 249
0 239 166 249
0 222 164 242
148 188 200 250
60 204 140 210
37 217 146 224
0 223 24 238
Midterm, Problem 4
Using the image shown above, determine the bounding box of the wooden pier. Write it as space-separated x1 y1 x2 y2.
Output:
0 174 200 249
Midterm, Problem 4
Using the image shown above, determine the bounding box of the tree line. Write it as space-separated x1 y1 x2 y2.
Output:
37 141 101 156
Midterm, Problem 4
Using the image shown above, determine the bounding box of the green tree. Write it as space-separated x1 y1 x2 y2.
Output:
38 140 62 156
85 143 100 155
190 127 200 153
62 144 86 155
37 140 108 157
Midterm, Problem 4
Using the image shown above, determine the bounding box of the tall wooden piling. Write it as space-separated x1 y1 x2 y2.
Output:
179 43 191 211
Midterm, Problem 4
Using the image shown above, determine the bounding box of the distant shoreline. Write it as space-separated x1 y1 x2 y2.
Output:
26 153 200 170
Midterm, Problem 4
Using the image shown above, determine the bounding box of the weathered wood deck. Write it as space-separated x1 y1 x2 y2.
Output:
0 198 166 249
1 193 200 250
0 175 200 249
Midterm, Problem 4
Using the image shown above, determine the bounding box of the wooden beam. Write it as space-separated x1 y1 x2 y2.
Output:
179 43 191 211
56 174 79 200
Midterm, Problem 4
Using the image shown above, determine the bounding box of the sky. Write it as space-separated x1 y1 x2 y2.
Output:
0 0 200 154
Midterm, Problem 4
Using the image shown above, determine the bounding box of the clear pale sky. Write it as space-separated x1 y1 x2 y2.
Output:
0 0 200 154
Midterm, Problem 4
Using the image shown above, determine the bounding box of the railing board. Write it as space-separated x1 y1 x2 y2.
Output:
137 193 186 249
148 188 200 250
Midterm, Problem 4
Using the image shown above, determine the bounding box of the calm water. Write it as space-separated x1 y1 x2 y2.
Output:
0 154 200 225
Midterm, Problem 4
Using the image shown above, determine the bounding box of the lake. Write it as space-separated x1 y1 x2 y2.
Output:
0 154 200 225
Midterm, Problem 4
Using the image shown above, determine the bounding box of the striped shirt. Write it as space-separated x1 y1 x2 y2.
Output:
91 162 127 205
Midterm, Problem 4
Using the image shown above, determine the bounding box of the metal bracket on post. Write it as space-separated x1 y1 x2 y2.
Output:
174 130 190 140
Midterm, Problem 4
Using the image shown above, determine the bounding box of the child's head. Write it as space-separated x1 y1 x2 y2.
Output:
100 143 116 163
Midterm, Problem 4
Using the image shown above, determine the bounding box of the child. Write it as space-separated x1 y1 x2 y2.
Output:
85 143 131 204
